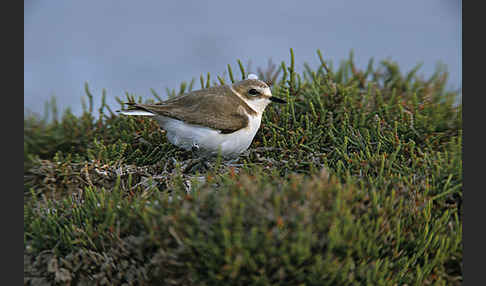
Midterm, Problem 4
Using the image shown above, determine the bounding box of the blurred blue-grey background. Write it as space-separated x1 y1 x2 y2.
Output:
24 0 461 116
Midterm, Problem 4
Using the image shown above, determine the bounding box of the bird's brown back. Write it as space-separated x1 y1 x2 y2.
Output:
128 85 257 134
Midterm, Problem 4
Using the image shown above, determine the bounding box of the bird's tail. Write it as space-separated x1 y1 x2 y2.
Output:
118 103 156 116
118 109 155 116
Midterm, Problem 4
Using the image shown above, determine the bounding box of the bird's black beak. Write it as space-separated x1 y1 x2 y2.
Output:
269 96 287 104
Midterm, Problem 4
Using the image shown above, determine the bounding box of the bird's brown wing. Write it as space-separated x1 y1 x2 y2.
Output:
130 86 250 134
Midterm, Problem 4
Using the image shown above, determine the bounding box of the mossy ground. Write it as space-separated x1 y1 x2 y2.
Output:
24 50 462 285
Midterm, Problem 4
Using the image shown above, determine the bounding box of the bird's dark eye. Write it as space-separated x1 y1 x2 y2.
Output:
248 89 259 95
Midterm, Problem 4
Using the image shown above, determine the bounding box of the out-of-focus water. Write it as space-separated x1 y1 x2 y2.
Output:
24 0 461 116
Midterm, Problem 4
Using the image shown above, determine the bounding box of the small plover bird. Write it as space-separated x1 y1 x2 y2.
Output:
119 74 286 158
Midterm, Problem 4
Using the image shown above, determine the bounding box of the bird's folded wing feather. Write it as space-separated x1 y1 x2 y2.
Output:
127 87 249 134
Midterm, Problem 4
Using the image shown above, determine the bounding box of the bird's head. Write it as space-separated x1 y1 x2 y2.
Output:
231 74 286 113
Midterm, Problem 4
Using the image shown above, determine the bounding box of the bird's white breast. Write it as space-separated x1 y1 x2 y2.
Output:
156 113 262 158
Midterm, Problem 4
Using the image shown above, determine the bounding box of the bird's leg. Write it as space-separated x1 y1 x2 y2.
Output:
182 158 202 173
191 142 200 156
223 157 241 167
182 142 210 173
